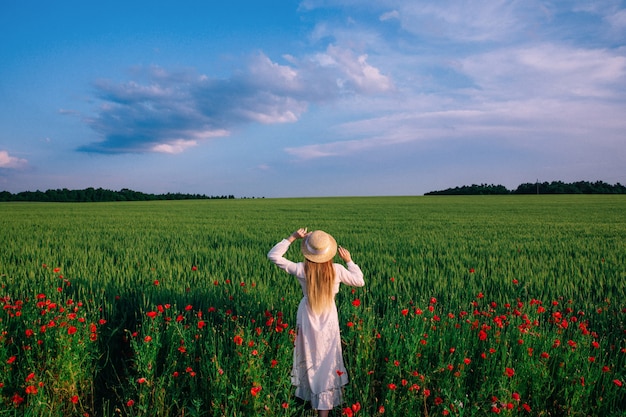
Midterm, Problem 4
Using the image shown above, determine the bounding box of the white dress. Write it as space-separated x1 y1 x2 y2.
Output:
268 239 365 410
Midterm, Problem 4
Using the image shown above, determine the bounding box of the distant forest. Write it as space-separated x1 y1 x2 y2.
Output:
0 187 236 202
425 180 626 195
2 181 625 201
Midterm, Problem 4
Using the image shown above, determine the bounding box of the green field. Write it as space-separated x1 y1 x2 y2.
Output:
0 196 624 416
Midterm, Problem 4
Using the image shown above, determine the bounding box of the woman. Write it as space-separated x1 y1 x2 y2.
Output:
268 228 365 416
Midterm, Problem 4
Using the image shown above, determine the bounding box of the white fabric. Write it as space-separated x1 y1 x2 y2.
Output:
268 239 365 410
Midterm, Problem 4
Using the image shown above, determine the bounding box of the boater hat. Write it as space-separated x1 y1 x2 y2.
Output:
301 230 337 263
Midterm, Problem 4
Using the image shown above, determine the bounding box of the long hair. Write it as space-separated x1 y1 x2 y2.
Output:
304 259 336 315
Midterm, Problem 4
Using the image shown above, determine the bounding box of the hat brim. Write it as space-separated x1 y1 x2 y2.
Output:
301 233 337 263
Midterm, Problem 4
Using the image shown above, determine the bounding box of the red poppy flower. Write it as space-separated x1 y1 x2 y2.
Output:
67 326 77 335
505 367 515 378
352 299 361 307
250 385 262 396
613 379 623 387
233 335 243 345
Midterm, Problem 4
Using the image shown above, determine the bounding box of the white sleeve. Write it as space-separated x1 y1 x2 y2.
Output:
267 239 303 276
336 261 365 287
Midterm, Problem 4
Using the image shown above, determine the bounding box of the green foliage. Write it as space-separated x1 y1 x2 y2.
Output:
514 180 626 194
425 183 511 195
0 187 236 202
0 196 624 416
425 180 626 195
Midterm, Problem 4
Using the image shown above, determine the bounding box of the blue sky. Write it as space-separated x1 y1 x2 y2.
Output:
1 0 625 197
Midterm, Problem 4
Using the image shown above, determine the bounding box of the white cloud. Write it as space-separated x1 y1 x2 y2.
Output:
606 8 626 33
460 43 626 99
316 45 394 94
151 139 198 154
380 10 400 22
0 150 28 169
398 1 543 42
249 53 299 89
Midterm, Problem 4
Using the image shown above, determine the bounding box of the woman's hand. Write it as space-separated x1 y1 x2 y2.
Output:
338 246 352 263
288 227 308 242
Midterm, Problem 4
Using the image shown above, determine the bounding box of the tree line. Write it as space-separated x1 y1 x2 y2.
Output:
425 180 626 195
0 187 236 202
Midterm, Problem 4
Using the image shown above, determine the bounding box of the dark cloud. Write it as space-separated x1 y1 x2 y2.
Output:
78 48 393 154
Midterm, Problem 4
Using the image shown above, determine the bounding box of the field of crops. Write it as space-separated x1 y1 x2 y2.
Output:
0 196 624 416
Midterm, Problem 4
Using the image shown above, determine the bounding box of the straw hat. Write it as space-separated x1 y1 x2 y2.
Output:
301 230 337 263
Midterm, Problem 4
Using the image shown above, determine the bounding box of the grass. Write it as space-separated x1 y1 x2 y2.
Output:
0 195 624 416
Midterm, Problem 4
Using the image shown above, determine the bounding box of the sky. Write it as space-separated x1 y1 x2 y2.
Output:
1 0 625 197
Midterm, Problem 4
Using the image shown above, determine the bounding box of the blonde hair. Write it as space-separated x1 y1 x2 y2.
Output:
304 260 336 315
